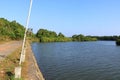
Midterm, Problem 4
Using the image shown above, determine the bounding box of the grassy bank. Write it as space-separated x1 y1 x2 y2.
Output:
0 46 23 80
0 40 44 80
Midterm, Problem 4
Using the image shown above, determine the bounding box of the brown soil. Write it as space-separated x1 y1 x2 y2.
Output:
0 41 22 61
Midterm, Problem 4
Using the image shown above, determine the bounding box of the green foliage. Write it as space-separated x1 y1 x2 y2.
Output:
0 18 25 40
72 34 97 41
94 36 120 41
58 32 65 37
36 29 97 42
36 29 57 38
116 39 120 46
36 29 72 42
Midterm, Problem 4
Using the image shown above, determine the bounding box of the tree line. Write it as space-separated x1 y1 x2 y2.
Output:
90 36 120 45
35 29 120 44
93 36 120 41
36 29 72 42
72 34 97 41
0 18 25 40
36 29 97 42
0 18 120 45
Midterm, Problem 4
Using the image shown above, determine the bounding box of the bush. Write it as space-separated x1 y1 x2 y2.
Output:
0 18 25 40
116 39 120 46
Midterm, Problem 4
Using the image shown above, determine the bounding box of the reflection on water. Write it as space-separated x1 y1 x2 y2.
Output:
32 41 120 80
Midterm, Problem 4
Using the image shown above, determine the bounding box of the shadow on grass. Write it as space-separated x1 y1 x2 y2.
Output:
6 71 13 76
6 71 14 80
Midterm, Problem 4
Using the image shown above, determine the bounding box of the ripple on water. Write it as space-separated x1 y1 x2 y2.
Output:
32 41 120 80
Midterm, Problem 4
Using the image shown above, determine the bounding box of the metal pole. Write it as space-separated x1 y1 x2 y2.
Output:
19 0 33 65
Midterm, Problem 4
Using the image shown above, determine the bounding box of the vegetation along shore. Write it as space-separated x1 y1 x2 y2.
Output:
0 17 120 79
0 18 120 44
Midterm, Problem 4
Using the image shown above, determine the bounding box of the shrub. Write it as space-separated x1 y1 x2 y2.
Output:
116 39 120 46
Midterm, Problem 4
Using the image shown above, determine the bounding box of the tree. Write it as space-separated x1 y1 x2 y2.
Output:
58 32 65 37
36 29 72 42
0 18 25 40
72 34 97 41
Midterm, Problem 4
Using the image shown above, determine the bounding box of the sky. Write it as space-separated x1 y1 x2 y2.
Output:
0 0 120 37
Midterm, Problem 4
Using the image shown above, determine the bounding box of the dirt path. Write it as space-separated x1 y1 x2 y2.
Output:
0 41 45 80
0 41 22 61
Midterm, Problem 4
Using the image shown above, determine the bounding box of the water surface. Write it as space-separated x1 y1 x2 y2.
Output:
32 41 120 80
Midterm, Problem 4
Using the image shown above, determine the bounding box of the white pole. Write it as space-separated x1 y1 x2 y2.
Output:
19 0 33 65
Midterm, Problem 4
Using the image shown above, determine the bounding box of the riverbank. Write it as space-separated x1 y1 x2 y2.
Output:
0 41 22 79
24 41 45 80
0 41 45 80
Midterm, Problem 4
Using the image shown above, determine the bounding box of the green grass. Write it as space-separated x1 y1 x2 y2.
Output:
0 47 22 80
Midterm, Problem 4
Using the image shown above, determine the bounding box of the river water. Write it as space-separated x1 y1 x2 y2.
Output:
32 41 120 80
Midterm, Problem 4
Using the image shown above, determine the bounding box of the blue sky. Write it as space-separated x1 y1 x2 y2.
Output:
0 0 120 36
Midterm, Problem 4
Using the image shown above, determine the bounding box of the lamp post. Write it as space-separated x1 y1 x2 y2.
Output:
19 0 33 65
15 0 33 79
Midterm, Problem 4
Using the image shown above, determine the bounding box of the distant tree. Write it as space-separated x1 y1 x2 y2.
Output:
58 32 65 37
36 29 72 42
93 36 120 41
36 29 57 38
72 34 97 41
72 35 78 41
